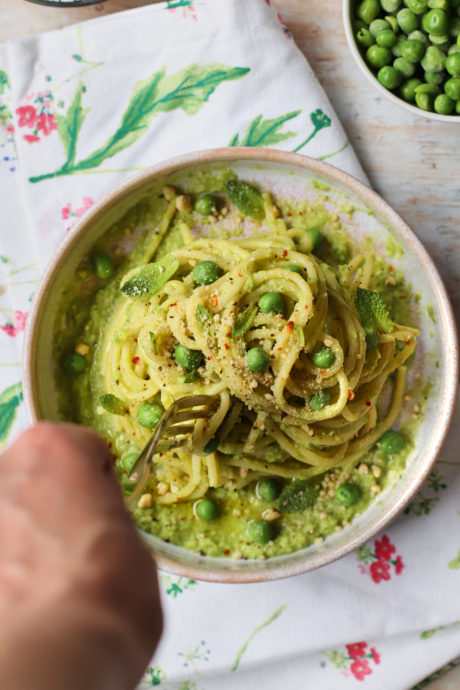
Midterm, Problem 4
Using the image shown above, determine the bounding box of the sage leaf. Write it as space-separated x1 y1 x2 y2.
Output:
278 480 319 512
121 255 179 298
99 394 127 416
226 180 265 219
232 304 257 338
195 304 215 336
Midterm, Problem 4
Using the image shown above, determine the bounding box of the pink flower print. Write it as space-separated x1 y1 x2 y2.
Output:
370 647 381 664
0 310 28 337
16 105 37 128
346 642 367 659
36 112 57 136
350 658 372 681
75 196 94 217
61 204 72 220
23 134 40 143
395 555 404 575
370 559 391 583
374 535 396 560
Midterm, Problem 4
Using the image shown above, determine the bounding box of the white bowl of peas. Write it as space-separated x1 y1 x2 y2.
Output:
343 0 460 120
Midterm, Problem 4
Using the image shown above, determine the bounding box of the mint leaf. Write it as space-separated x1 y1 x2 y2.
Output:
226 180 264 219
99 394 127 415
278 480 319 512
121 255 179 298
232 304 257 338
195 304 215 335
354 287 393 333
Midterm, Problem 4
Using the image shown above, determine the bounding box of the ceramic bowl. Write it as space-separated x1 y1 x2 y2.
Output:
23 148 458 582
342 0 460 123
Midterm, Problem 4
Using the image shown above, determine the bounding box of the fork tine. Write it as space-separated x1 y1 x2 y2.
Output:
165 424 196 436
174 394 220 410
170 409 215 423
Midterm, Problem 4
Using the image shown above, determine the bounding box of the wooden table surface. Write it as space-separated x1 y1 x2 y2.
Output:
2 0 459 327
1 4 459 688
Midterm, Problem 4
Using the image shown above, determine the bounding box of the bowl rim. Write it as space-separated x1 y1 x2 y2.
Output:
23 147 459 583
342 0 460 124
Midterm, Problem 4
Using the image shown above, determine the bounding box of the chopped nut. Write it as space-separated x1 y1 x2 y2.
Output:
156 482 169 496
220 206 228 216
358 463 369 475
324 338 334 348
239 467 249 478
385 276 397 286
163 185 176 200
319 512 328 520
75 343 89 356
113 247 122 256
404 394 411 401
232 550 242 560
314 536 324 544
272 206 280 218
372 465 381 478
233 508 241 517
413 403 421 413
175 194 192 212
262 508 281 522
137 493 152 509
415 372 421 379
370 484 381 496
343 520 351 527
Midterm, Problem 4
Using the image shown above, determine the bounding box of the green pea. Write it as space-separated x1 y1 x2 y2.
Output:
92 252 114 280
174 344 204 371
422 8 448 35
392 35 407 57
381 0 402 12
429 34 450 46
425 70 445 85
313 346 335 368
394 57 416 76
257 479 281 501
428 0 449 9
309 390 331 411
407 0 428 13
122 452 139 473
306 227 323 250
353 19 368 31
396 8 419 33
456 99 460 113
445 76 460 99
259 292 285 315
415 91 435 110
204 435 219 453
400 39 425 62
369 18 391 36
385 15 400 33
434 93 455 112
249 520 274 545
421 45 446 72
357 0 381 24
376 29 398 47
246 346 269 373
407 29 429 46
192 260 221 285
366 44 393 67
357 27 376 47
378 65 403 87
400 77 423 100
335 483 362 507
285 263 303 275
137 402 164 429
449 45 460 55
196 498 218 520
446 53 460 75
378 429 405 454
364 325 379 349
63 352 86 375
194 194 217 216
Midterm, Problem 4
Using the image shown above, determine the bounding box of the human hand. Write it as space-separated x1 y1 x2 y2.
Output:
0 422 163 690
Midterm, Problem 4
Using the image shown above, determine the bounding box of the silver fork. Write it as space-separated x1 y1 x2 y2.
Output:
126 394 220 509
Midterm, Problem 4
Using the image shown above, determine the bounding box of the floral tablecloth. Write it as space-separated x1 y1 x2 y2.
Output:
0 1 459 689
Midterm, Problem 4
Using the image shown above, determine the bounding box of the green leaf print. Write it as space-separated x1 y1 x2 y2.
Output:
292 108 332 153
0 71 10 96
229 110 301 147
30 63 250 183
0 382 23 449
55 85 89 169
231 604 286 671
448 550 460 569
